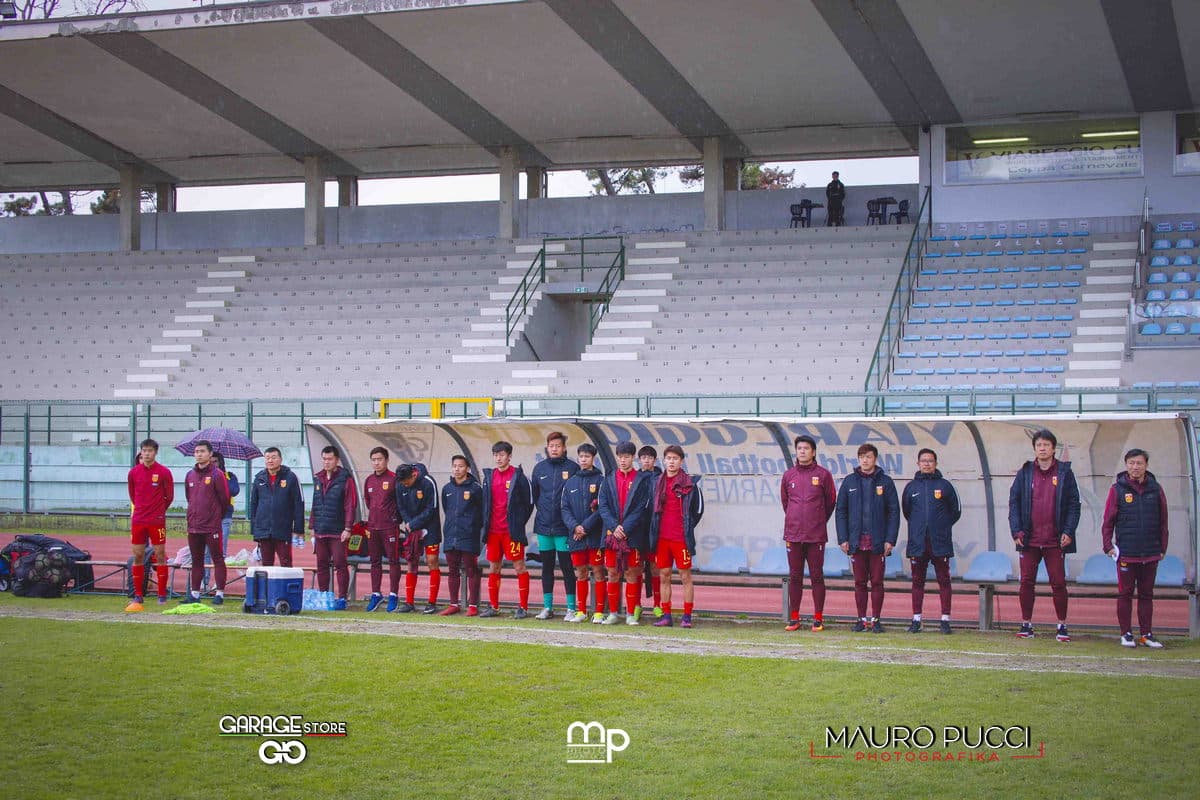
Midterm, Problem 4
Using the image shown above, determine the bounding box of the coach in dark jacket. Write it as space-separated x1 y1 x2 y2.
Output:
1006 428 1080 641
902 460 961 559
248 447 304 567
440 456 484 614
901 448 961 634
835 444 900 632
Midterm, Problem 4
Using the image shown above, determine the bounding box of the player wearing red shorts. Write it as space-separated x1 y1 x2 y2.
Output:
561 443 606 623
395 462 442 614
598 441 655 625
125 438 174 611
650 445 704 628
479 441 534 618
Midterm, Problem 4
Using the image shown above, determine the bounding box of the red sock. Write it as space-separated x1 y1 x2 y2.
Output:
155 564 168 599
428 570 441 605
625 583 638 615
405 572 418 605
652 575 661 606
132 563 145 599
576 579 589 613
607 582 621 614
597 580 608 613
517 572 530 610
662 602 672 615
684 602 694 616
791 611 800 621
488 572 501 608
814 612 823 623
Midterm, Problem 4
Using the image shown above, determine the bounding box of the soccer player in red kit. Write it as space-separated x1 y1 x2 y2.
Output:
479 441 534 618
126 438 174 611
362 447 402 613
650 445 704 628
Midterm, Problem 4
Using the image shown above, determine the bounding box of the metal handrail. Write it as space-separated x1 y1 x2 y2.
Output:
505 236 626 346
863 186 932 397
588 244 627 335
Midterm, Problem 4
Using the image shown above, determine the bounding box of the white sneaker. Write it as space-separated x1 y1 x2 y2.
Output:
591 612 605 624
601 612 621 625
534 607 554 620
1120 632 1136 648
625 613 639 626
1138 633 1165 649
565 611 588 623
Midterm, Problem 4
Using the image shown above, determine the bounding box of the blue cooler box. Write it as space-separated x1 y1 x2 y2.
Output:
243 566 304 615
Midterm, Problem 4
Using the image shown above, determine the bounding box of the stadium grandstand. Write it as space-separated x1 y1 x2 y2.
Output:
0 0 1197 635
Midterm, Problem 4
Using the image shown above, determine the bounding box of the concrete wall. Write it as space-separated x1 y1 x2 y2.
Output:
0 183 919 254
931 111 1200 223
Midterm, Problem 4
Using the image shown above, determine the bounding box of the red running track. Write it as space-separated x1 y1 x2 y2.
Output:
2 532 1189 631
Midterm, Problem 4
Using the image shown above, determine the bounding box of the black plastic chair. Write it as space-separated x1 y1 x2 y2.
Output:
889 199 910 225
866 199 884 225
789 203 811 228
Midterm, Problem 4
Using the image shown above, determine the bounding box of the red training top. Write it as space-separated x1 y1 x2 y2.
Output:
363 470 399 531
128 461 174 526
1029 460 1059 548
490 466 514 536
658 473 685 543
615 468 637 521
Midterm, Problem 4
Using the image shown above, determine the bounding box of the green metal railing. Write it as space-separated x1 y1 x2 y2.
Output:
504 235 625 346
863 187 932 399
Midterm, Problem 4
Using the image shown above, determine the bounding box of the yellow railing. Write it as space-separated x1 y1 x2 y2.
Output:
377 397 495 420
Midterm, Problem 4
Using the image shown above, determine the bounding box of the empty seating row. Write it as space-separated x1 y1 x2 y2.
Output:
1140 322 1200 335
889 380 1063 391
926 247 1087 257
1145 288 1200 301
916 281 1080 291
920 264 1085 276
930 231 1090 240
1151 237 1196 250
910 313 1073 324
1146 267 1196 280
1153 220 1196 233
910 298 1078 309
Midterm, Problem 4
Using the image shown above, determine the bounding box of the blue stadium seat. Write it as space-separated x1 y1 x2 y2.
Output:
1179 221 1196 232
1140 323 1162 335
1174 255 1194 267
1076 554 1117 585
1149 255 1169 268
1027 248 1045 255
893 368 913 376
1176 238 1195 249
699 545 749 574
1169 288 1189 301
1156 555 1185 587
986 250 1002 257
1190 323 1200 335
1037 559 1072 583
965 251 982 257
925 251 942 258
1044 264 1062 272
929 235 947 242
949 234 967 241
1045 366 1065 373
1010 232 1027 239
945 251 962 258
967 333 985 340
1146 289 1167 302
1005 249 1024 256
1147 272 1168 284
1065 264 1084 271
1165 322 1186 335
982 266 1000 274
1048 248 1066 255
963 551 1012 582
968 234 987 240
1152 238 1171 250
1154 222 1173 233
962 268 980 275
751 546 788 576
824 547 851 578
1067 247 1087 254
1171 270 1193 282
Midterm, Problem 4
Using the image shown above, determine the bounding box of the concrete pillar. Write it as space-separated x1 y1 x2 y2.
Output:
304 156 325 246
526 166 547 200
703 137 726 231
118 164 141 251
337 175 358 207
498 146 519 239
154 182 176 213
723 157 741 191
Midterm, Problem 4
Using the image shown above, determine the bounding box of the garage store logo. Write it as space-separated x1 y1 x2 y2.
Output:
218 715 348 765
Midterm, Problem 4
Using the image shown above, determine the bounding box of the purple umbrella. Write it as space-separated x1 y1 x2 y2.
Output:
175 427 263 461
